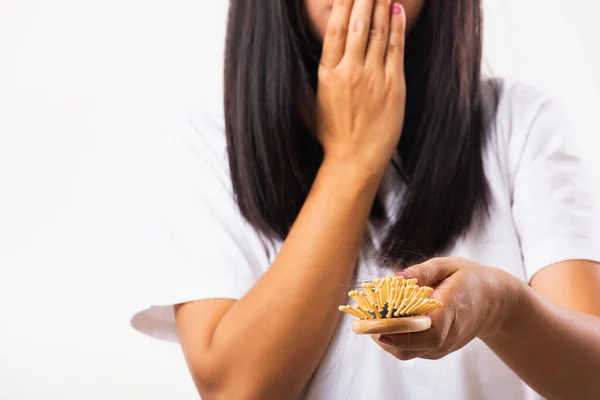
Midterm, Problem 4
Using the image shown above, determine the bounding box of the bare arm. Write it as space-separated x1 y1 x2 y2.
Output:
373 258 600 400
483 260 600 400
175 1 408 398
177 160 380 399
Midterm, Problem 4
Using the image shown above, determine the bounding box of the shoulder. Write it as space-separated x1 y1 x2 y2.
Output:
495 78 550 109
491 78 561 140
161 105 230 183
486 78 575 174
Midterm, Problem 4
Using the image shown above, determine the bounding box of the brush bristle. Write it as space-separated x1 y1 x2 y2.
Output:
339 276 442 320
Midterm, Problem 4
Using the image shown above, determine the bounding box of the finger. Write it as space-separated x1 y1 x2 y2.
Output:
376 305 452 350
387 349 426 361
377 329 442 351
344 0 376 62
373 336 427 360
414 351 445 361
385 2 406 77
365 0 392 67
321 0 355 69
397 258 461 288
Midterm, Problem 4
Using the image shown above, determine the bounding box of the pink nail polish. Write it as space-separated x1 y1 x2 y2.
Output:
392 3 402 16
395 270 412 278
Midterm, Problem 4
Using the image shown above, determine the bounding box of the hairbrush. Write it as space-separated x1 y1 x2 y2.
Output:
339 276 443 334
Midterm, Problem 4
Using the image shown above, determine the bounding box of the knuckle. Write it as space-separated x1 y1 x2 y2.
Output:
327 24 348 40
455 257 470 265
429 258 448 274
430 257 444 266
419 264 435 282
387 42 404 56
369 24 386 41
340 65 361 84
348 74 362 87
351 19 369 34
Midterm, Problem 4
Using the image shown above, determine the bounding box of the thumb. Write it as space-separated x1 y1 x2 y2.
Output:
396 258 460 288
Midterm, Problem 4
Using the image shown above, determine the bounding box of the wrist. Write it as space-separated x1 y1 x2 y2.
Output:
479 269 530 340
319 155 386 193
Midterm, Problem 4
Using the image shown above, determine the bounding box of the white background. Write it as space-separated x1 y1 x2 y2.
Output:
1 1 599 399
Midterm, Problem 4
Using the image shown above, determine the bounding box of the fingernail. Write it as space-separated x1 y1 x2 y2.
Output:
392 3 402 16
395 270 412 278
378 335 395 345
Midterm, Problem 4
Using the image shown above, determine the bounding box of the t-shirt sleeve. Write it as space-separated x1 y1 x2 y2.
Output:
510 97 600 283
130 111 271 343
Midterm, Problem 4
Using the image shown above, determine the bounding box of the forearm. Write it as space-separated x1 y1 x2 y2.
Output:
483 281 600 400
211 159 382 398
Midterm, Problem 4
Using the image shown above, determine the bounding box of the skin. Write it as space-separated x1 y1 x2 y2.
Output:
176 2 407 399
176 1 600 399
375 258 600 400
305 0 425 41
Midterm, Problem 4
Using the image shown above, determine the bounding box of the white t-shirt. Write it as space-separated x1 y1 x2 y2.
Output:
131 80 600 400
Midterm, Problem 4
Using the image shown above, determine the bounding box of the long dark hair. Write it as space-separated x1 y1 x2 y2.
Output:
223 0 498 266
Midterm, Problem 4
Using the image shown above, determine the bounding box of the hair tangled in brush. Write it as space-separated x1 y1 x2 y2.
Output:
339 276 442 320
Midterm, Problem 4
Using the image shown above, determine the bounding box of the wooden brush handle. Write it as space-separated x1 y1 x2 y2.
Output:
352 316 432 334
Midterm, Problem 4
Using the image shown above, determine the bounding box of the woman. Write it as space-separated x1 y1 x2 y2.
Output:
131 1 600 399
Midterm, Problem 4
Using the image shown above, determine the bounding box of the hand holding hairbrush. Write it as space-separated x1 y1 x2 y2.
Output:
339 276 443 334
